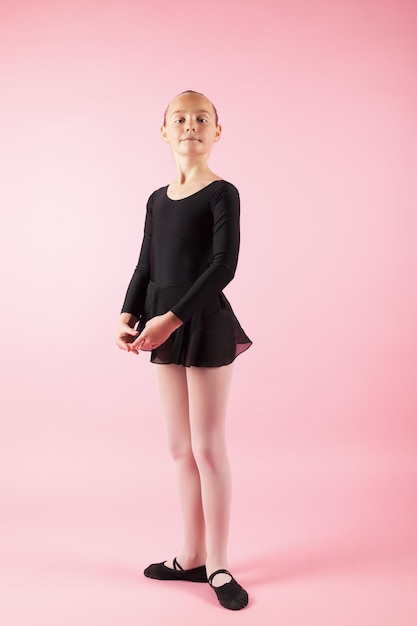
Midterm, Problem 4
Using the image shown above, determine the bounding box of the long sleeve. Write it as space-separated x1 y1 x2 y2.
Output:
170 183 240 323
120 193 153 318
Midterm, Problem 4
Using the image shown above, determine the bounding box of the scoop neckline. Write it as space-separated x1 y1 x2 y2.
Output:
165 180 224 201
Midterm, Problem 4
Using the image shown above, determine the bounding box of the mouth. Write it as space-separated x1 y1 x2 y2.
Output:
182 137 200 141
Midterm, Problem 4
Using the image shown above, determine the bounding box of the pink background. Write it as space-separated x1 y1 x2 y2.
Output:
1 1 416 624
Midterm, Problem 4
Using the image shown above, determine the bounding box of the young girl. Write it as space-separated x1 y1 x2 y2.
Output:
116 90 252 611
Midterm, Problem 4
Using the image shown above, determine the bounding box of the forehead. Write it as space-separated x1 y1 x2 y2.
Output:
166 94 214 118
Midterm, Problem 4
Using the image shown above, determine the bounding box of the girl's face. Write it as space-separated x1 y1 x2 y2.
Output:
161 93 221 157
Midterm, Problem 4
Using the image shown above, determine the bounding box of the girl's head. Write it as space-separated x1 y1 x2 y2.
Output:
161 90 221 155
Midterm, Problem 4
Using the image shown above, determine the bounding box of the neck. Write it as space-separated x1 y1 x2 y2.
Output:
172 154 214 184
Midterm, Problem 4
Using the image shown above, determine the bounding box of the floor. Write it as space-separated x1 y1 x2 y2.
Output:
2 421 416 626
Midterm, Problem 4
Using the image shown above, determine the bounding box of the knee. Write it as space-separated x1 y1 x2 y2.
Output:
192 440 225 473
167 438 194 464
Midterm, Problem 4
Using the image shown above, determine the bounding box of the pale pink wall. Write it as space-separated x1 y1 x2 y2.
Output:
1 0 415 449
0 1 416 624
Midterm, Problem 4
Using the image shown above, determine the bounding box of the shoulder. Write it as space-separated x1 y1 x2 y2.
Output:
144 186 168 212
212 180 239 196
210 180 240 212
147 186 168 203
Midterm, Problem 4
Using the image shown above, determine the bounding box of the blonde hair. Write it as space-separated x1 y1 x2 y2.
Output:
163 90 219 126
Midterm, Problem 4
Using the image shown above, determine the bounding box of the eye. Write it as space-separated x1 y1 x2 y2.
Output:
198 118 208 123
174 118 184 123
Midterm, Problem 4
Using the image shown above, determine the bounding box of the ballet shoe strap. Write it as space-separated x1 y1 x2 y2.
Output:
208 568 232 586
173 557 184 571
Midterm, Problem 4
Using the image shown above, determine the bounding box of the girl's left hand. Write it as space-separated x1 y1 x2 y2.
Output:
130 312 183 354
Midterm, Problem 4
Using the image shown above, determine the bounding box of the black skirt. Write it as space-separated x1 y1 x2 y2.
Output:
136 281 252 367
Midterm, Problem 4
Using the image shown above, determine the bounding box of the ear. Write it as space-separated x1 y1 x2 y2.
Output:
213 124 222 142
161 125 170 143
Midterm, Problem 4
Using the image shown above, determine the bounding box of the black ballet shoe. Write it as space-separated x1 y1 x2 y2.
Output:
144 557 207 583
208 569 249 610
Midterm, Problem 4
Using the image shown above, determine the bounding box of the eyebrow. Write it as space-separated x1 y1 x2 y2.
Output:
171 109 211 116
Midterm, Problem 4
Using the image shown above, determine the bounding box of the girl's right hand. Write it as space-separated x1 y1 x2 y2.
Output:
116 320 139 352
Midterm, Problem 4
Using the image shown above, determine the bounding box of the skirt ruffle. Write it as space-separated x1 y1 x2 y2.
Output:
136 281 252 367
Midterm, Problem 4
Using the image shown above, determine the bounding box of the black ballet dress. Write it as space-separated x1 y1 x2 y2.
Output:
120 179 252 367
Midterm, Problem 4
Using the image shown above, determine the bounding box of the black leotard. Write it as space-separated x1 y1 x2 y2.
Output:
121 180 252 367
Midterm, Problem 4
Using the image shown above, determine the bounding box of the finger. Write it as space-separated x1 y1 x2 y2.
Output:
132 333 147 348
132 339 144 353
125 327 139 337
116 338 130 351
137 338 154 352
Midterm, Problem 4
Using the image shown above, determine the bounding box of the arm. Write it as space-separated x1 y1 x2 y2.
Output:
116 194 153 352
120 193 153 318
171 182 240 323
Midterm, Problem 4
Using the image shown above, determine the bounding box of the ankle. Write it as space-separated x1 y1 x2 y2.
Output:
178 552 207 570
206 558 229 578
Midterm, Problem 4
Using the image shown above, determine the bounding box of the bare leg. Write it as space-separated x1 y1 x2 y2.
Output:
155 364 206 569
154 362 248 609
186 364 234 586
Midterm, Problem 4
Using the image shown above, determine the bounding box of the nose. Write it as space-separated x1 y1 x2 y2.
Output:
185 118 196 132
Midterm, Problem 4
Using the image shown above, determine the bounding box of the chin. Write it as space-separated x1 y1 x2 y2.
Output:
180 146 203 154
